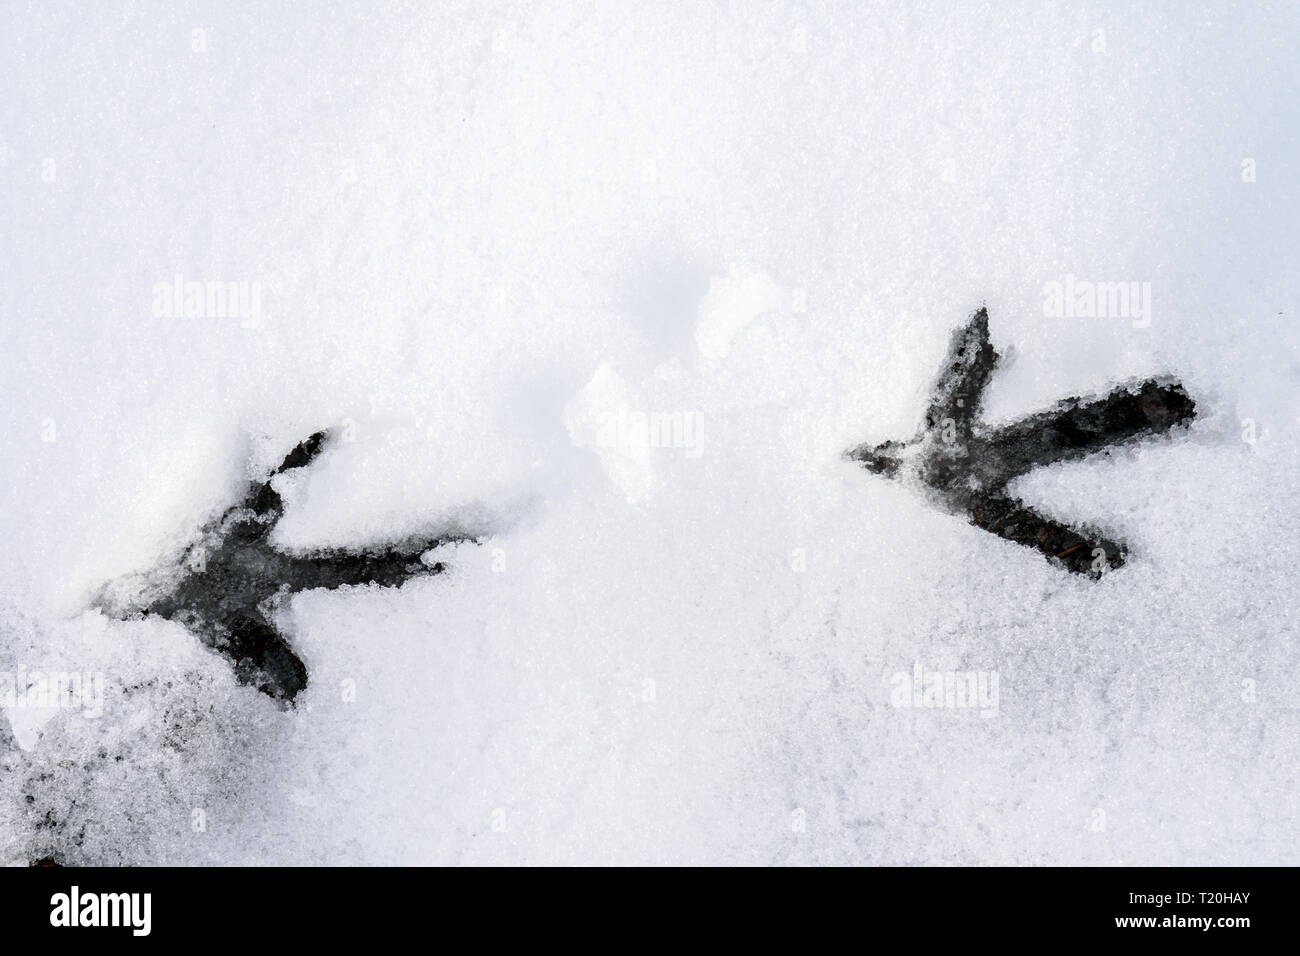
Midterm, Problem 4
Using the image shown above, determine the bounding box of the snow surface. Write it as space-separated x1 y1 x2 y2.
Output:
1 1 1298 864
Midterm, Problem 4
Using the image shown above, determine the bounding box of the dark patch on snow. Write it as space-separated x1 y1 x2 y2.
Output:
100 430 460 704
848 308 1196 576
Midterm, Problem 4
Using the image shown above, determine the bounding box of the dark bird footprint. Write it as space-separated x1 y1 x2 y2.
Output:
97 430 462 704
847 308 1197 576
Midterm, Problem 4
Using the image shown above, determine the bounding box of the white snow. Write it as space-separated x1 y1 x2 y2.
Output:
1 1 1298 864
